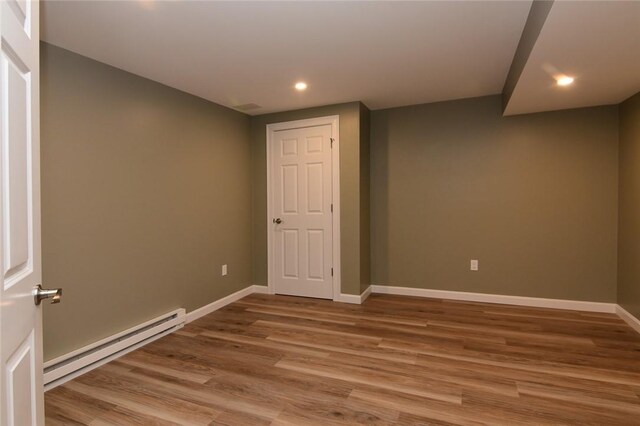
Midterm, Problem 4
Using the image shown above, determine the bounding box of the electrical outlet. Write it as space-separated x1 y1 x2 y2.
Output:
470 260 478 271
222 264 227 276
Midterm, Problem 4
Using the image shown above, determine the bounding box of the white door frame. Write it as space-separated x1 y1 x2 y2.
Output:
266 115 340 301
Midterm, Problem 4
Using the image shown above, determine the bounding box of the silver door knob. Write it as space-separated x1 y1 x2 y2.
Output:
273 218 283 224
34 285 62 306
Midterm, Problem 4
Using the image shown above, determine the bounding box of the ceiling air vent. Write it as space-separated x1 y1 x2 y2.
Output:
233 103 262 112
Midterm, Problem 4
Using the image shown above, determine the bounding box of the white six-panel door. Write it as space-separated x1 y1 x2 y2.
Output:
270 123 335 299
0 0 44 425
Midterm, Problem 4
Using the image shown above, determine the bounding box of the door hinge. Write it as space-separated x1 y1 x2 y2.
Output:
331 203 333 213
331 268 334 276
330 138 335 148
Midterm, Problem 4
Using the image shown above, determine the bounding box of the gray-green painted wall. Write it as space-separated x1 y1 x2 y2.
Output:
371 95 619 302
41 43 253 361
250 103 369 296
40 42 631 361
618 92 640 317
360 105 371 294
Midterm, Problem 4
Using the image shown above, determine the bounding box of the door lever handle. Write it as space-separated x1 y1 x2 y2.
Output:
33 285 62 306
273 218 283 224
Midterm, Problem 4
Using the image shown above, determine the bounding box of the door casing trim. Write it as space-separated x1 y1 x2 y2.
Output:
266 116 341 300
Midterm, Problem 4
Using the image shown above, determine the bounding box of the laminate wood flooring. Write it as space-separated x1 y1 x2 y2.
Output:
45 293 640 425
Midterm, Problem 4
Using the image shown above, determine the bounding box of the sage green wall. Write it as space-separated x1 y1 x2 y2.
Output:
618 92 640 317
40 41 627 363
371 95 619 302
359 105 371 293
250 103 367 295
41 43 252 361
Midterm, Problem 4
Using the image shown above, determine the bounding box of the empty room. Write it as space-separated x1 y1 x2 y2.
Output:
1 0 640 424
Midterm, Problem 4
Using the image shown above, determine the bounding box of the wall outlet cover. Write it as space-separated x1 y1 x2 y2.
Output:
470 260 479 271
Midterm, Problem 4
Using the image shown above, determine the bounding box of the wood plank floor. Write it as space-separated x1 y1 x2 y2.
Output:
45 293 640 425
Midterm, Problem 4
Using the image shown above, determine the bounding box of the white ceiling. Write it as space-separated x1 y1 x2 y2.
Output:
41 1 640 116
41 1 531 115
504 1 640 116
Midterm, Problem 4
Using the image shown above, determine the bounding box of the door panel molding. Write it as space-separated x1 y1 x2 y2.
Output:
266 116 340 300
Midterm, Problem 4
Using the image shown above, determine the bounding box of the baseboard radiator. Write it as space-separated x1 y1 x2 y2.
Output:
44 308 186 391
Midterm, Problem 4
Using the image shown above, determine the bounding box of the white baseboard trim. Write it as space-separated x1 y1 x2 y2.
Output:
361 285 372 303
252 285 269 294
334 293 361 304
186 285 266 323
45 282 635 392
334 285 372 304
370 285 617 313
616 304 640 334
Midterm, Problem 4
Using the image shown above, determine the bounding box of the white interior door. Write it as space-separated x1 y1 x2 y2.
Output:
0 0 44 425
270 124 334 299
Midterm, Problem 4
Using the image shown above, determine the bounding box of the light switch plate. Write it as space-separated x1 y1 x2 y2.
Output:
222 264 228 276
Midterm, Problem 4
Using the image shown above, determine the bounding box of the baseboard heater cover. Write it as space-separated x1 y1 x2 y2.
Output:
43 308 185 390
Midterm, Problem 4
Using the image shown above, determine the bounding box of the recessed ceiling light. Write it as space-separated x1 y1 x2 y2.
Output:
295 82 307 91
138 0 155 10
556 76 574 86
